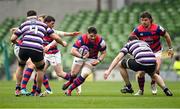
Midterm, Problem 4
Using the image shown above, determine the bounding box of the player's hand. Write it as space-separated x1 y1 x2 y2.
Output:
10 27 17 33
62 41 68 47
91 59 100 66
82 52 89 59
168 48 174 58
104 70 110 80
44 45 50 53
72 32 81 36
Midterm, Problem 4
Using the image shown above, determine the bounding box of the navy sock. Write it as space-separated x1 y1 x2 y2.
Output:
69 75 85 91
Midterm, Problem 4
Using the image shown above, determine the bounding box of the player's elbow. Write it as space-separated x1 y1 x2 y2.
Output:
10 34 17 43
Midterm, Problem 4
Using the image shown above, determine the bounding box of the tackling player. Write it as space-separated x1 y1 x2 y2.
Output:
104 36 173 96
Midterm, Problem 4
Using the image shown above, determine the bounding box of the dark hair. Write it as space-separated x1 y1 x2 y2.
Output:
128 35 139 41
44 16 55 23
140 11 153 23
88 26 97 34
27 10 37 17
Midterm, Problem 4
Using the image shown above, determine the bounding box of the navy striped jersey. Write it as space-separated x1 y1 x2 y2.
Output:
73 34 106 59
120 40 156 65
15 18 54 52
130 23 166 53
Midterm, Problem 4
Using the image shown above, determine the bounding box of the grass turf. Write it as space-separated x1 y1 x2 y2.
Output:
0 80 180 108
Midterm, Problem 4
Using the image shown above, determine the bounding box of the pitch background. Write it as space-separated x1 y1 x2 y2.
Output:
0 81 180 108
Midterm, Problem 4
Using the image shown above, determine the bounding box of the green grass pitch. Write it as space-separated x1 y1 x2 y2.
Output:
0 80 180 108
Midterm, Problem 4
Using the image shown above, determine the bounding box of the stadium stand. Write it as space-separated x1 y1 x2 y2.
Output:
0 0 179 75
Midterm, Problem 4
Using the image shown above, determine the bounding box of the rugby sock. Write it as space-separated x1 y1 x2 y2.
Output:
151 80 156 85
69 75 85 91
43 75 51 91
21 68 33 89
63 73 71 80
15 84 21 90
36 87 41 94
70 74 77 82
138 76 145 91
31 75 37 94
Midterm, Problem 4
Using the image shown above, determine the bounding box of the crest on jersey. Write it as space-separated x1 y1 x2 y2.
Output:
140 33 143 36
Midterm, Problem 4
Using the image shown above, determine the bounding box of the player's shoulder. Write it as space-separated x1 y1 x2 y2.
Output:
151 23 159 29
136 24 144 30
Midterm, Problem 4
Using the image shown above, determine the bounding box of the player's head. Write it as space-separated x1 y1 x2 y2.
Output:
27 10 37 17
128 35 139 41
44 16 55 28
38 14 47 22
87 26 97 40
139 11 153 27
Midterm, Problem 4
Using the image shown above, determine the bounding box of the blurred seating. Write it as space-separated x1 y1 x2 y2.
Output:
0 0 179 71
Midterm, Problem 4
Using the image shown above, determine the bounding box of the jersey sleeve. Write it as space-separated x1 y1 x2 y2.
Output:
14 27 22 36
120 43 129 55
99 39 106 51
47 28 54 36
73 36 83 49
157 25 166 36
130 28 138 36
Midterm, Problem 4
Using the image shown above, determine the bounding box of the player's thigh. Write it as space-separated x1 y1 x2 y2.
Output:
54 63 64 74
26 59 35 69
71 57 84 74
30 50 45 70
81 64 93 78
155 51 162 71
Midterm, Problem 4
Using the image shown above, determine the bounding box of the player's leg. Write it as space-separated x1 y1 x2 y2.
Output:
21 59 35 95
54 63 71 80
52 52 71 80
13 45 23 96
150 72 172 96
15 48 28 96
151 55 161 95
33 61 45 96
118 59 134 94
31 50 45 96
42 60 52 94
30 62 47 96
15 65 24 96
62 57 83 90
39 74 53 97
134 71 145 95
151 51 162 95
65 64 92 96
30 74 37 96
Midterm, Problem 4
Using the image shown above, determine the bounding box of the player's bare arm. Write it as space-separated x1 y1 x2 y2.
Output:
50 33 67 47
104 52 124 79
163 31 174 58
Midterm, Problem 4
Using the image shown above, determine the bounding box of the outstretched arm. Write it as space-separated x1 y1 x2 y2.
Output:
55 30 81 37
104 52 125 79
49 33 67 47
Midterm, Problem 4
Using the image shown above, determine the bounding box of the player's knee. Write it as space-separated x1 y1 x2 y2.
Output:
120 59 127 68
36 63 45 70
138 71 145 77
81 67 92 78
18 62 26 67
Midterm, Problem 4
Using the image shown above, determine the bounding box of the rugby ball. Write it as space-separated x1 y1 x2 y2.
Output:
79 45 89 56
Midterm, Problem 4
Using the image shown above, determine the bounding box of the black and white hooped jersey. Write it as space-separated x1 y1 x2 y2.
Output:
120 40 156 66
